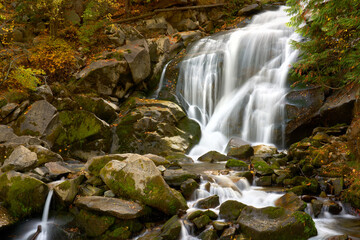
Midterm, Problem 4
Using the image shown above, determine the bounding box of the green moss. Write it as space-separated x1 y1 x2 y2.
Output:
292 211 317 237
225 159 248 170
58 180 71 191
262 207 286 219
76 209 115 237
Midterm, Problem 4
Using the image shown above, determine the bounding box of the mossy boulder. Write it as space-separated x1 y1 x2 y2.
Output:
198 151 231 162
227 144 254 159
274 192 307 212
193 214 211 229
74 95 118 124
159 215 182 240
43 110 112 153
237 206 317 240
54 175 85 204
75 209 115 237
225 159 248 170
0 171 49 219
100 155 188 215
115 98 200 156
180 179 200 199
163 169 200 187
195 195 220 209
219 200 247 221
342 180 360 209
251 157 274 176
86 153 133 176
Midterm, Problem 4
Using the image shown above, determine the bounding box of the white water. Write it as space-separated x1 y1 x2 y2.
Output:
181 174 360 240
175 6 300 159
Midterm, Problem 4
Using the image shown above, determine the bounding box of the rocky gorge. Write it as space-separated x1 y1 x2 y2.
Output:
0 1 360 240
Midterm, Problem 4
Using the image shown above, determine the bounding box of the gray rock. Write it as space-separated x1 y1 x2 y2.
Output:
180 178 199 199
14 100 56 136
104 190 115 198
2 145 37 172
76 59 130 96
237 206 317 239
193 215 211 229
177 31 203 46
238 4 262 15
45 162 72 177
159 215 182 240
35 85 53 102
1 103 18 119
195 195 220 209
0 125 18 143
219 200 246 221
163 169 200 187
177 18 199 31
274 192 307 212
220 226 237 239
79 185 104 196
54 175 84 204
199 228 218 240
143 153 170 166
27 145 63 165
198 151 231 162
227 144 254 159
212 221 229 231
74 196 145 219
311 199 323 217
100 155 188 215
255 176 272 186
225 137 250 152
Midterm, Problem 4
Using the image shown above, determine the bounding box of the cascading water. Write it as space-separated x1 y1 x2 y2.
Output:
175 6 300 159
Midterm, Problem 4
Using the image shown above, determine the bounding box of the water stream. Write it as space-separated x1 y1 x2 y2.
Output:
174 6 300 159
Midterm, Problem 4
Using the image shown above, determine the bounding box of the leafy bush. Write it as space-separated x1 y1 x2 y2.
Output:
29 37 76 82
287 0 360 88
9 67 43 91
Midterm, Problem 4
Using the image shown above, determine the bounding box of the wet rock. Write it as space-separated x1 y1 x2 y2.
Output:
237 171 254 184
159 215 182 240
163 169 200 187
74 196 145 219
199 228 218 240
1 145 37 172
75 209 115 237
311 199 323 217
193 215 211 229
219 200 247 221
0 171 49 218
14 100 57 136
255 176 272 186
100 155 188 215
199 151 231 162
204 209 218 220
43 110 112 153
187 210 203 221
227 144 254 159
195 195 220 209
220 226 237 240
301 195 316 203
115 98 200 155
275 192 307 212
237 206 317 240
54 175 84 204
180 178 200 199
324 200 342 215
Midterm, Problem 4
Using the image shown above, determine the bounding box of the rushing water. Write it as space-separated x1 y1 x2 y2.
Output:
174 6 300 159
180 173 360 240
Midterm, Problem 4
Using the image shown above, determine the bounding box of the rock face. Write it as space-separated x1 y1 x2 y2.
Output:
100 155 188 215
74 196 145 219
1 145 37 172
115 98 200 156
237 206 317 240
0 171 48 218
43 110 112 153
14 100 57 136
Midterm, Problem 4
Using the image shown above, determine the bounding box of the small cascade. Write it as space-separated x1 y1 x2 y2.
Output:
175 6 301 159
38 189 54 240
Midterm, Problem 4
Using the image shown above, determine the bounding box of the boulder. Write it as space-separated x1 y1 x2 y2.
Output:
311 199 323 217
100 155 188 215
27 145 63 166
251 157 274 176
75 59 130 96
176 31 203 46
0 206 15 229
74 196 145 219
75 209 115 237
0 171 49 218
227 145 254 159
54 175 84 204
193 215 211 229
238 4 262 15
180 179 199 199
119 43 151 84
1 145 37 172
45 162 72 178
143 153 170 166
0 125 18 143
1 103 18 119
195 195 220 209
85 153 132 176
220 226 237 239
219 200 247 221
199 228 218 240
163 169 200 187
115 98 200 156
198 151 231 163
324 200 342 215
255 176 272 186
274 192 307 212
74 95 118 124
237 206 317 240
176 18 199 31
159 215 182 240
43 110 112 153
253 145 277 155
14 100 57 136
79 185 104 196
225 159 248 171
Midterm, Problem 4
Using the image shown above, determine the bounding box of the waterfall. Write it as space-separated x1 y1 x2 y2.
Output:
176 6 300 159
